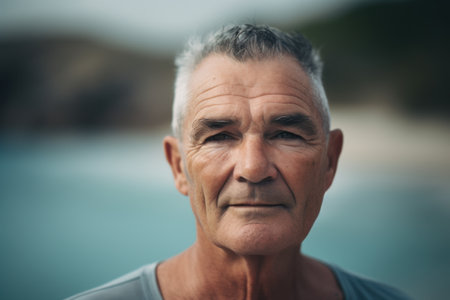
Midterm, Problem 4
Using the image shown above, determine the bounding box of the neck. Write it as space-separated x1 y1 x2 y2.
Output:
159 242 316 300
190 242 303 300
157 233 342 300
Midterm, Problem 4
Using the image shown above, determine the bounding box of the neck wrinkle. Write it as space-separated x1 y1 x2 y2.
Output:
187 239 303 300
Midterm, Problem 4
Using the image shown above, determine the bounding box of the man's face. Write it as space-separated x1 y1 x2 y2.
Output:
165 54 342 255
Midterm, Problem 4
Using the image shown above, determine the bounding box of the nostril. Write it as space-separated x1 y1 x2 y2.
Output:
260 176 274 184
237 175 274 184
237 176 247 183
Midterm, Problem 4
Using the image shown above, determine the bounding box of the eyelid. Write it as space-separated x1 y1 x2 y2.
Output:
203 131 236 143
270 130 305 140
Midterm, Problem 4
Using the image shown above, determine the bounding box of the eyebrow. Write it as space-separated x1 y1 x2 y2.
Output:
270 113 318 136
191 118 238 142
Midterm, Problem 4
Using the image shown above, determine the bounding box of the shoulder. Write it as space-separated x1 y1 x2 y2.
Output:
328 264 412 300
65 262 162 300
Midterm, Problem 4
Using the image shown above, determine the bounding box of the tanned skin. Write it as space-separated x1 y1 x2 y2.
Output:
161 54 343 300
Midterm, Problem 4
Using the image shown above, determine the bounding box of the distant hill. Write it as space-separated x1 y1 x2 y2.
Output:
1 0 448 131
0 36 174 131
286 0 449 117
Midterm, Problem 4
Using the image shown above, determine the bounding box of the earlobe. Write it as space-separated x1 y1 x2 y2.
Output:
163 136 189 196
324 129 343 191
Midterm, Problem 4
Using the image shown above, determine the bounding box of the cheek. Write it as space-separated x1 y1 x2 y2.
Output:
281 155 326 211
187 148 234 204
186 148 235 235
282 155 321 186
292 158 327 231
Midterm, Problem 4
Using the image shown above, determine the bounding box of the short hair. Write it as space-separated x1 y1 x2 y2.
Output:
172 24 330 139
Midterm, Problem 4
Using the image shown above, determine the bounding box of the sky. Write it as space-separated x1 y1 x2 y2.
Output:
0 0 368 53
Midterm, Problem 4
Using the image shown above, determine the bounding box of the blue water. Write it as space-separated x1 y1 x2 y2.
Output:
1 133 449 300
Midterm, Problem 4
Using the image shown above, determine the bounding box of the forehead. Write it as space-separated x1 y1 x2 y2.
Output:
184 54 320 131
189 54 313 98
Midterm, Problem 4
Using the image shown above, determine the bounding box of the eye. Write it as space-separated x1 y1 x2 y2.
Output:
204 132 234 143
273 131 304 141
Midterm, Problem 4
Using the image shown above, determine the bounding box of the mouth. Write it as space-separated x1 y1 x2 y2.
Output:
227 203 285 208
224 203 286 218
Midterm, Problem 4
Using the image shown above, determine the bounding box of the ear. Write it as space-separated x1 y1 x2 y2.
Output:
323 129 343 191
163 136 189 196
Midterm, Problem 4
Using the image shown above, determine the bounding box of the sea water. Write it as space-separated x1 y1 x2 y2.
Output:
0 133 448 300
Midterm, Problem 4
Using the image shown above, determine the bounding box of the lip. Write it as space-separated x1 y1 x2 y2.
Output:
227 203 285 208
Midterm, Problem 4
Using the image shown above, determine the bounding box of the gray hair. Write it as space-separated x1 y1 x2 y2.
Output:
172 24 330 139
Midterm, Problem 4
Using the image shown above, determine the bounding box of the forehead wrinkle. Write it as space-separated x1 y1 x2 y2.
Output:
195 92 310 108
192 82 252 102
283 77 314 101
193 79 313 104
191 82 229 102
194 93 247 106
191 74 313 110
192 74 312 102
190 99 242 120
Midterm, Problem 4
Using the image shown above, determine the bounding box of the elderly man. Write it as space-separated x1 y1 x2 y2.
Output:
68 24 410 299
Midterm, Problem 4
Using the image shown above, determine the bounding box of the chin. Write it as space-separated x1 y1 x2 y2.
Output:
218 223 302 256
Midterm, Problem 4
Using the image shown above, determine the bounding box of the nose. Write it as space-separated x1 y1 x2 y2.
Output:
233 136 277 183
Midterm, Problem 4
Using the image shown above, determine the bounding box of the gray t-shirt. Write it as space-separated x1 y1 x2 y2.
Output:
66 262 411 299
66 263 162 300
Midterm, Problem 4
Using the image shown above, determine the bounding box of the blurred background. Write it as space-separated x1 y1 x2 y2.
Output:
1 0 449 299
